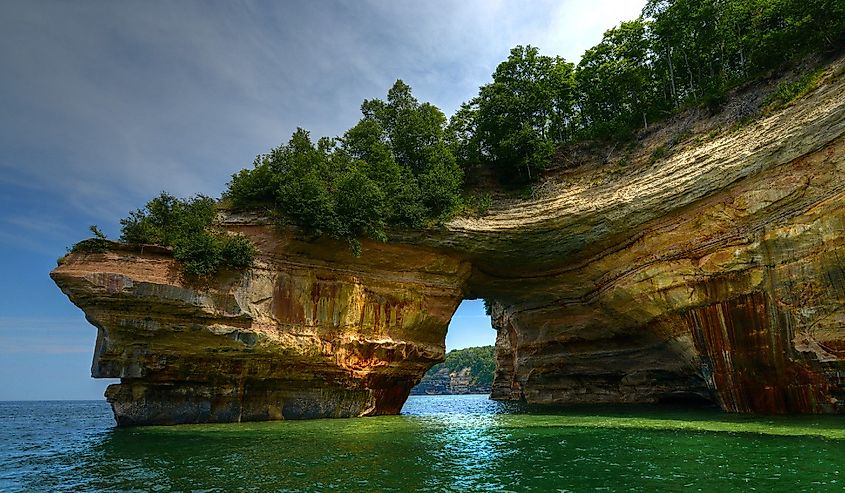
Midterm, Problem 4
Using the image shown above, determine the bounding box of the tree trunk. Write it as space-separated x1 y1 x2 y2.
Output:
666 44 678 107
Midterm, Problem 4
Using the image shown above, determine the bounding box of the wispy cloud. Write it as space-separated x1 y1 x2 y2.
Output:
2 215 74 237
0 229 65 257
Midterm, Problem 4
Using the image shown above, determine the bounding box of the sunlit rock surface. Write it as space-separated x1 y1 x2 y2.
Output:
52 235 469 425
53 64 845 424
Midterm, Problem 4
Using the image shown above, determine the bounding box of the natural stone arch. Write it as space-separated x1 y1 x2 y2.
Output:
52 71 845 425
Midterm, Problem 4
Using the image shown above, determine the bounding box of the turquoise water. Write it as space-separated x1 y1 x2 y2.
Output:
1 395 844 492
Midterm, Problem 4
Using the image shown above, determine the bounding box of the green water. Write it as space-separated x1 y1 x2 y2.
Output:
2 395 845 492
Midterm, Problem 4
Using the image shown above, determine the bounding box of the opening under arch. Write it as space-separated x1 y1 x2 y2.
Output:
445 299 495 351
408 299 496 399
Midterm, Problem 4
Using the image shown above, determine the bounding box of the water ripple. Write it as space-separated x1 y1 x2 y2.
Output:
2 397 844 492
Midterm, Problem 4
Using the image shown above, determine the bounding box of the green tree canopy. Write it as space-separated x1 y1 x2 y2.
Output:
576 19 660 138
470 45 576 184
119 192 254 277
226 81 463 253
451 0 844 183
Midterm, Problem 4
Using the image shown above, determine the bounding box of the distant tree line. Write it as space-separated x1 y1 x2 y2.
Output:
425 346 496 387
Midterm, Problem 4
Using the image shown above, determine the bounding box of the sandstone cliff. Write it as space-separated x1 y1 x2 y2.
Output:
52 235 469 425
411 367 491 395
53 61 845 424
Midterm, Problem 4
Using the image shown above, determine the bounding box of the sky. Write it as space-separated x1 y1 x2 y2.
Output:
0 0 646 400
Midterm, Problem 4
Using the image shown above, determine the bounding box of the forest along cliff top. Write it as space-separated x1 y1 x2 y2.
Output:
425 59 845 271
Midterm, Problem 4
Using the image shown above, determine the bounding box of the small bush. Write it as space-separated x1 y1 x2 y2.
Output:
69 225 110 254
70 238 110 254
119 192 255 277
465 193 492 217
650 145 668 164
89 225 106 239
220 234 256 270
173 231 222 277
764 68 826 111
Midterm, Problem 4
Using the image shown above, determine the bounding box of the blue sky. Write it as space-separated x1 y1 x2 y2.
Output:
0 0 645 400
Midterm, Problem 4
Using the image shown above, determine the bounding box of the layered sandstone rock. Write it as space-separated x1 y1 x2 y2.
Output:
477 66 845 414
52 62 845 424
52 232 470 425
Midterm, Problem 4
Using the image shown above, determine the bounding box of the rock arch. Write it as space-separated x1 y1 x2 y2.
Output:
52 71 845 425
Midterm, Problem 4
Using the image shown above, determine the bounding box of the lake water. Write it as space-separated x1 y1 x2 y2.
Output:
1 395 844 492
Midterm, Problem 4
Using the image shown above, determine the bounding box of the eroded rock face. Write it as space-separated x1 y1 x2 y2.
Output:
52 65 845 424
52 234 469 425
480 71 845 414
487 132 845 413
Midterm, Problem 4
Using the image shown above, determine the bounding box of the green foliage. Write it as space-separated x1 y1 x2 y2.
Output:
71 238 109 254
446 102 482 176
218 234 254 269
226 81 463 250
70 225 110 254
763 67 826 110
334 167 388 242
576 19 659 139
470 45 576 185
465 193 493 217
650 145 668 163
352 80 464 221
453 0 845 183
641 0 844 111
425 346 496 387
119 192 255 277
89 225 106 239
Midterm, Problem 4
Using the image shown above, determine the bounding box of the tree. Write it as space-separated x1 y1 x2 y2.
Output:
446 101 482 176
334 167 387 245
472 45 575 184
225 81 463 251
576 19 660 138
342 116 427 227
346 79 463 220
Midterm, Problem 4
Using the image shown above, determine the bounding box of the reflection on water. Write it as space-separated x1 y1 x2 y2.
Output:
2 396 845 492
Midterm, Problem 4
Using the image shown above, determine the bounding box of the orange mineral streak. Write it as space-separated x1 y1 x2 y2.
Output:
686 291 833 414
